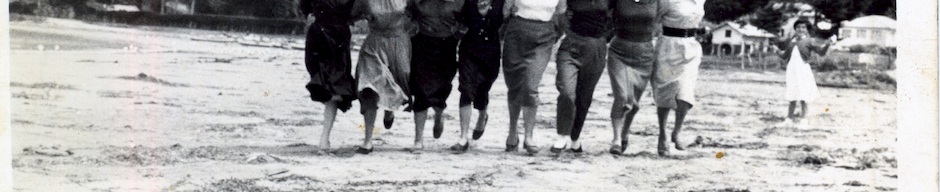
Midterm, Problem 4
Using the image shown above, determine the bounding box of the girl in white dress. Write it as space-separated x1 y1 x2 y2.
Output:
777 20 834 127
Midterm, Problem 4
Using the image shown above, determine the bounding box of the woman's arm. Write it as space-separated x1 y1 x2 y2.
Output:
553 0 569 39
454 0 469 39
809 38 834 56
500 0 515 37
503 0 516 19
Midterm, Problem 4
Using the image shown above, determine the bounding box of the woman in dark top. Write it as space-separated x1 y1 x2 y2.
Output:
299 0 357 154
606 0 657 155
406 0 465 150
450 0 504 152
550 0 611 154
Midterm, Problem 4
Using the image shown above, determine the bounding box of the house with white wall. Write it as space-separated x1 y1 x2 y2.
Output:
709 22 777 57
836 15 896 48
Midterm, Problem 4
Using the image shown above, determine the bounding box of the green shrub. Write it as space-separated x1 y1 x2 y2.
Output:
814 51 893 72
815 70 896 91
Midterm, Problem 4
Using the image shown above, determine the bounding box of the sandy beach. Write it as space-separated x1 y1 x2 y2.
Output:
9 18 897 191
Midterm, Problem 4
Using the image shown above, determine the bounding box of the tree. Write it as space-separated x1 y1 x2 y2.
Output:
704 0 770 23
749 4 789 34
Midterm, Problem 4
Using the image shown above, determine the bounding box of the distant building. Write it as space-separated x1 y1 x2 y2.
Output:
836 15 896 48
708 22 777 56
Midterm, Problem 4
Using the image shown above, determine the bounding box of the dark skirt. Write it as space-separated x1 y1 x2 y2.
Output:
410 34 459 111
458 35 501 110
305 22 357 112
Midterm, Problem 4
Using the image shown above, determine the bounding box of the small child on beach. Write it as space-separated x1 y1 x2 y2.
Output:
775 20 835 128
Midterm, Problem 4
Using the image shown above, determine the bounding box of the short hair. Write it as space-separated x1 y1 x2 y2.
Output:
793 19 812 29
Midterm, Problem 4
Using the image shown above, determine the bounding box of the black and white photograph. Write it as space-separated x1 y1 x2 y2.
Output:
1 0 935 191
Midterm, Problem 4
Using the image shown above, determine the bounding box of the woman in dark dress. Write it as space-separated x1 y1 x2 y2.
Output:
300 0 357 154
450 0 504 152
407 0 465 150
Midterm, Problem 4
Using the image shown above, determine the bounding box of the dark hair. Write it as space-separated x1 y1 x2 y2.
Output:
793 19 811 29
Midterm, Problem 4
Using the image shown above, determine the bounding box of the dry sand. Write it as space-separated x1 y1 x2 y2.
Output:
10 18 897 191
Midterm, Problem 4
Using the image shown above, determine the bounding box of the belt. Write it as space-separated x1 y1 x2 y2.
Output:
662 27 705 37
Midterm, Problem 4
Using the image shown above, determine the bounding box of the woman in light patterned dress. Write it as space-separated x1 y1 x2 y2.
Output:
350 0 414 154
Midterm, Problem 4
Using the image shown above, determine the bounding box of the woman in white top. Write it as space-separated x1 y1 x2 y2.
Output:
652 0 705 156
501 0 565 154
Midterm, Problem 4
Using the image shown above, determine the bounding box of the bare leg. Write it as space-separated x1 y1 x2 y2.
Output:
657 107 671 156
384 111 395 129
458 105 472 144
798 100 809 127
474 108 488 139
361 109 378 151
620 106 640 149
609 106 626 154
672 101 692 150
622 107 640 144
788 101 797 120
450 105 472 151
799 101 808 119
506 103 521 150
610 109 624 146
318 96 341 153
413 110 428 150
522 105 539 153
432 106 445 139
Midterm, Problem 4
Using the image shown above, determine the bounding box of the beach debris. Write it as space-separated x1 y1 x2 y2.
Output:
23 145 73 157
843 180 867 187
114 73 189 87
246 153 287 164
264 169 290 178
688 136 769 150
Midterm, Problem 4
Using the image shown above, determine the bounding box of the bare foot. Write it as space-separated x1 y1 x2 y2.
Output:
523 141 539 155
657 141 670 157
505 136 519 152
412 141 425 151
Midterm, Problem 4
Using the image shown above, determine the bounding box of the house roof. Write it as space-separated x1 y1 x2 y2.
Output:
712 22 777 38
842 15 896 29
